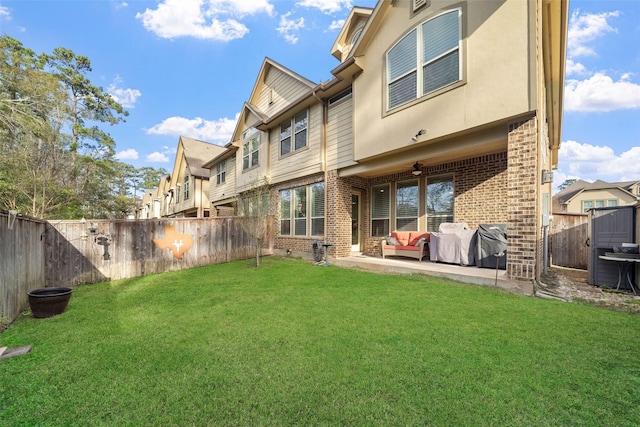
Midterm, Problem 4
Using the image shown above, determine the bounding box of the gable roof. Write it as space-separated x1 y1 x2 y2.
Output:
247 57 316 107
179 136 226 178
554 179 640 207
330 6 374 61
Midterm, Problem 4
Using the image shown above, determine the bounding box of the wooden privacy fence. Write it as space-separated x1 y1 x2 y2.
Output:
550 213 589 270
1 216 273 323
45 217 274 287
0 214 47 325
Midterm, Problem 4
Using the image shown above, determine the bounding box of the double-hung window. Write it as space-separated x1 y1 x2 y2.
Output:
183 175 190 200
426 174 453 232
242 128 259 170
396 180 419 231
216 161 226 185
280 110 308 156
387 8 461 110
371 184 390 237
279 182 325 237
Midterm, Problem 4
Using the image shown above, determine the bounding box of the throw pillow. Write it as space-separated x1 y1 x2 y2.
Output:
385 235 400 246
415 237 426 246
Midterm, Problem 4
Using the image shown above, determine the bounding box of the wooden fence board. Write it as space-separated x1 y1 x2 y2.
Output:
550 213 589 270
0 214 46 324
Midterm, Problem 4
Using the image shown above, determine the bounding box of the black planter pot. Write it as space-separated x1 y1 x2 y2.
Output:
27 287 73 318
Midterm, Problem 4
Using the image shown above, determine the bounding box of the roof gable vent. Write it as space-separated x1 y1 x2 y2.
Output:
413 0 428 13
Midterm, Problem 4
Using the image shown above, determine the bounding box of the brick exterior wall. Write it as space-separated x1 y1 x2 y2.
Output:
506 116 539 281
325 170 368 258
270 173 325 256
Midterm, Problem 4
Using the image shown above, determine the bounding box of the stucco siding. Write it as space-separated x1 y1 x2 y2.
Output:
353 0 533 161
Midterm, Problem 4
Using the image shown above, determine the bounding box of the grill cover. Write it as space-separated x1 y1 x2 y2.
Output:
477 224 507 269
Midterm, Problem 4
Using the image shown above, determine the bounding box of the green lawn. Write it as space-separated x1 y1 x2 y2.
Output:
1 256 639 425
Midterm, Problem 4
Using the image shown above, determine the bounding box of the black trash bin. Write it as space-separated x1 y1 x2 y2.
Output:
477 224 507 269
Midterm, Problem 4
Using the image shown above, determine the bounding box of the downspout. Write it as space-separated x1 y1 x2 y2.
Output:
312 89 328 248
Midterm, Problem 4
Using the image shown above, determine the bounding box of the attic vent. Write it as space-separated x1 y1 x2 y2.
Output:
413 0 428 13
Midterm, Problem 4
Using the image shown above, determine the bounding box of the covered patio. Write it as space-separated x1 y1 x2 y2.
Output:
334 254 534 295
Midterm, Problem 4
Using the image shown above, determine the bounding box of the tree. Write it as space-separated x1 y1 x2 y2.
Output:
238 176 272 267
43 47 128 160
557 178 577 192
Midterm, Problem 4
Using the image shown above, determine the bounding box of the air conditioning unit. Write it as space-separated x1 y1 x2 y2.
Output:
541 170 553 184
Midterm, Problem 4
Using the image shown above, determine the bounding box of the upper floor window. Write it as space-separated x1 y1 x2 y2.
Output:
242 128 259 171
582 200 593 213
280 110 308 156
607 199 618 207
216 161 226 185
387 8 461 110
183 175 190 200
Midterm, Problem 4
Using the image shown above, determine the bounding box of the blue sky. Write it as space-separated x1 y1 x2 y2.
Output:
1 0 639 192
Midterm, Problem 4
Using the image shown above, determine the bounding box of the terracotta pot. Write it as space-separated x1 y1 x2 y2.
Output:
27 287 73 318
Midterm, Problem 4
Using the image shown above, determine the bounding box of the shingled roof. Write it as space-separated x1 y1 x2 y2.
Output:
180 136 226 178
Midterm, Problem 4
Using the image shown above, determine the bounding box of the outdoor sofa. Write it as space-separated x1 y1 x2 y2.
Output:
381 231 431 261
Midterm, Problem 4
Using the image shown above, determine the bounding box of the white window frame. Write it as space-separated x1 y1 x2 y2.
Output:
280 110 308 156
242 129 260 171
582 200 593 212
216 161 226 185
183 175 190 200
386 8 462 110
371 184 390 237
426 174 454 232
396 179 419 231
279 182 325 238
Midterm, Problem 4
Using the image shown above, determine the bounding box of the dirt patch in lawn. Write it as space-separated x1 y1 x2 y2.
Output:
539 266 640 314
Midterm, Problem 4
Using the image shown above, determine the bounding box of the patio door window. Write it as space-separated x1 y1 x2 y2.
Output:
426 174 453 232
396 179 419 231
371 184 390 237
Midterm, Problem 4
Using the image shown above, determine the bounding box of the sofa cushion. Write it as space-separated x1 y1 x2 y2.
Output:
390 231 410 246
408 232 430 246
385 235 400 246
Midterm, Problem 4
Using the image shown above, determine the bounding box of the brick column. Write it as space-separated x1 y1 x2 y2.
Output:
325 170 353 258
506 116 538 281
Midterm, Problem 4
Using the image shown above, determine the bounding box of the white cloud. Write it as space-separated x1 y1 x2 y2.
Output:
107 76 141 108
328 19 344 31
557 140 640 184
115 148 139 160
277 12 305 44
136 0 274 41
146 152 170 162
146 114 238 142
565 72 640 112
113 1 128 10
568 10 619 58
0 6 11 20
297 0 352 14
565 59 587 76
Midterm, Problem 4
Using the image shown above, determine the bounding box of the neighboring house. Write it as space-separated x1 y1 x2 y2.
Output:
135 188 163 219
202 0 567 284
163 136 226 218
553 179 640 213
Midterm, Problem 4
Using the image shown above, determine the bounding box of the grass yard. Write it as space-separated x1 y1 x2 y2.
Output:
1 256 640 425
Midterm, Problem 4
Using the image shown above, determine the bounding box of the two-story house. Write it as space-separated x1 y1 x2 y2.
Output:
205 0 568 284
163 136 226 218
553 179 640 213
